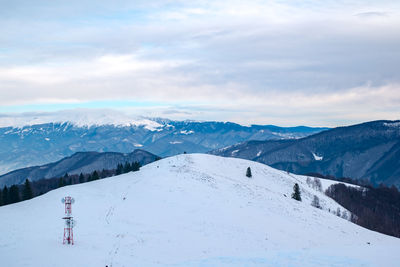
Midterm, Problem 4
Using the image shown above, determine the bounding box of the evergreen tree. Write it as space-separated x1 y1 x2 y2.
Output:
2 186 9 205
92 170 99 180
87 174 93 182
116 163 123 175
9 185 20 204
79 173 85 183
123 162 131 173
246 167 252 178
58 177 65 188
23 179 33 200
131 161 141 172
64 173 71 185
311 195 321 209
291 183 302 201
0 188 2 206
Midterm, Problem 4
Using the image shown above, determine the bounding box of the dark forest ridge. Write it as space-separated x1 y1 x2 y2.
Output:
212 120 400 188
0 149 159 187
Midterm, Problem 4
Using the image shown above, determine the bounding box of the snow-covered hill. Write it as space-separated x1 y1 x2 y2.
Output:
1 154 399 266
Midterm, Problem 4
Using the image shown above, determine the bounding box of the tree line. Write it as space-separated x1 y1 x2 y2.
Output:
326 183 400 238
0 161 141 207
305 172 375 187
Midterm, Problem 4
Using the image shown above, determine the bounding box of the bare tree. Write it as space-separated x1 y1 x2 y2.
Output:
306 177 312 187
336 207 341 217
311 195 321 209
313 177 322 191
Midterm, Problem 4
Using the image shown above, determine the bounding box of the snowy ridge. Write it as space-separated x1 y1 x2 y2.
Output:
0 109 162 130
383 122 400 128
0 154 399 266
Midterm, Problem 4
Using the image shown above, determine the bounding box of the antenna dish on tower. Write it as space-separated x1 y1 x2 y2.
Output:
64 218 76 228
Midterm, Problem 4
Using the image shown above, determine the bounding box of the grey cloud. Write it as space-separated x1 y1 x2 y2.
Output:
0 1 400 126
355 11 388 18
162 109 192 115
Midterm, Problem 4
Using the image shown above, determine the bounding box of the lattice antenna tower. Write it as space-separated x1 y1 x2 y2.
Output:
61 196 75 245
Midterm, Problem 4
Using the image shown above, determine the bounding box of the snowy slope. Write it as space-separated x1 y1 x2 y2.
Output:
0 154 399 267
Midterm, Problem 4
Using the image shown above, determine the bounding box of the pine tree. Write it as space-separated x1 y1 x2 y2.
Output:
58 177 65 188
311 195 321 208
9 185 21 204
131 161 141 172
0 188 2 206
291 183 302 201
23 179 33 200
246 167 252 178
64 173 71 185
87 174 93 182
100 169 107 178
123 162 131 173
92 170 99 180
79 173 85 183
2 186 9 205
116 163 123 175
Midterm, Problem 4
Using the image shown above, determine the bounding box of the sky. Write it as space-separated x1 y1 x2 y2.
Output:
0 0 399 127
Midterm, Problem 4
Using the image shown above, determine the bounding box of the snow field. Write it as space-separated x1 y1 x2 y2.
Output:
0 154 399 266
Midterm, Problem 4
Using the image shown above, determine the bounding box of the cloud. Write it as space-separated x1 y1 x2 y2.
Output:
0 1 399 126
355 11 388 18
1 82 397 127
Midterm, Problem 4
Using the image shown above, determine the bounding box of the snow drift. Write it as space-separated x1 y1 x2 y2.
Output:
0 154 399 266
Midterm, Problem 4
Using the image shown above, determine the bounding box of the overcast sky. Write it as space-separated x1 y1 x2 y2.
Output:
0 0 399 126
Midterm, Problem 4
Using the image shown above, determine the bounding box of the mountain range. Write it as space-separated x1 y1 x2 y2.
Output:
0 149 159 187
0 119 327 175
212 120 400 187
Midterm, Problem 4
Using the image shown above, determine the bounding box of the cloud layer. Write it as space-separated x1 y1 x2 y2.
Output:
0 0 399 126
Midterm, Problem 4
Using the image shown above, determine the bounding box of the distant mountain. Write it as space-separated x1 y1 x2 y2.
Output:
0 149 159 187
0 119 327 174
212 120 400 187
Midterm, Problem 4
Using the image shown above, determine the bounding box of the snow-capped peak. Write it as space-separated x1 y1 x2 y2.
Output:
0 109 163 130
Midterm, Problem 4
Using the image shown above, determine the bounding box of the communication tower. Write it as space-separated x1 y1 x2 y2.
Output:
61 196 75 245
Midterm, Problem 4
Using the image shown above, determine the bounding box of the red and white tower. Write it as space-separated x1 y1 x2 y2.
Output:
61 196 75 245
